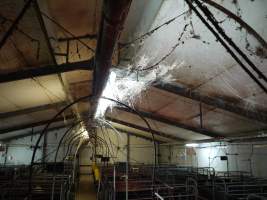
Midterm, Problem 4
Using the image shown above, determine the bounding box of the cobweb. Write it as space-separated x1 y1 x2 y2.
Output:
95 55 186 118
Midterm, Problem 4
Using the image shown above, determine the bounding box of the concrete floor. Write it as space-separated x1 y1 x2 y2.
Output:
76 175 97 200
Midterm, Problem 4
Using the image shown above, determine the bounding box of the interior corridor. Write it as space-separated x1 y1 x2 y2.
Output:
76 175 97 200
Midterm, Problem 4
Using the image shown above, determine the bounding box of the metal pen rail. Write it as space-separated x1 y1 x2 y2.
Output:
98 164 208 200
98 165 267 200
205 171 267 200
0 161 76 200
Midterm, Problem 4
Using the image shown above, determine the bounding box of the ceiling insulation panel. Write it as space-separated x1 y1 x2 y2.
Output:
134 87 178 112
199 109 267 136
0 120 70 141
0 108 60 130
156 96 202 122
0 75 66 113
45 0 101 36
110 121 173 143
108 109 211 141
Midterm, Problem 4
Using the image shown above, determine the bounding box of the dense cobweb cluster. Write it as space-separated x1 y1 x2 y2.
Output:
95 55 185 118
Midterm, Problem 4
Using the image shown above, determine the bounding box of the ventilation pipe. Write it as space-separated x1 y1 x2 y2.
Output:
92 0 132 102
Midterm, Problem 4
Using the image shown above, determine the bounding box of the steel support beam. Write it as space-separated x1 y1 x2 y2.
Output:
1 121 163 143
203 0 266 48
116 107 221 138
57 34 97 42
0 110 174 142
0 59 93 83
34 0 57 65
1 59 263 125
0 115 75 135
0 124 72 142
111 127 163 143
0 100 217 138
155 83 267 124
228 136 267 143
1 81 264 138
106 116 184 142
0 101 66 119
0 0 33 50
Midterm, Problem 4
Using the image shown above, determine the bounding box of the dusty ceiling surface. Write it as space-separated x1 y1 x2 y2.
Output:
0 0 266 143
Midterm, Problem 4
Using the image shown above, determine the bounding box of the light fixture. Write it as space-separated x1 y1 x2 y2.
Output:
185 143 199 147
80 127 89 139
95 71 117 118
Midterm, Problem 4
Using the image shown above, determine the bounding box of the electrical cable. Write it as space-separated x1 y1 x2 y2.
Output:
63 124 82 146
201 0 267 48
94 135 111 158
52 123 82 160
101 96 157 199
40 11 94 53
137 23 189 71
93 130 108 158
98 118 122 158
28 95 90 199
184 0 267 93
28 95 157 199
103 126 120 159
118 8 192 51
103 127 147 164
89 129 114 162
99 126 116 162
63 134 85 161
63 130 110 162
98 118 123 141
88 130 112 158
51 122 83 200
63 135 80 160
197 0 267 83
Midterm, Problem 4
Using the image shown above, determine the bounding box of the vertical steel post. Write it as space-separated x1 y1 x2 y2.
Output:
126 133 130 200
